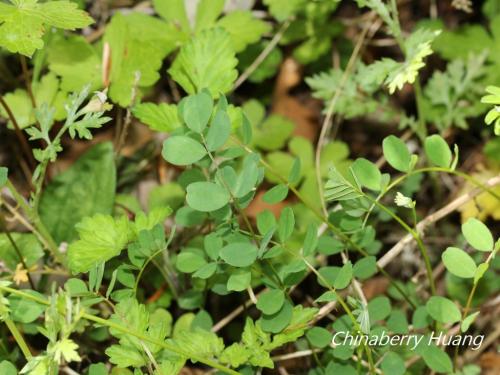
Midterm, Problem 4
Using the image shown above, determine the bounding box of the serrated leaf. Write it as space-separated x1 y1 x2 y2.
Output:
0 0 93 56
46 35 102 92
169 28 238 97
0 73 63 129
217 11 271 53
132 102 181 132
104 12 180 106
68 214 130 274
40 142 116 244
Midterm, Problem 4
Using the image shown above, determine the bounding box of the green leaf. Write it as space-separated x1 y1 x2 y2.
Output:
87 363 108 375
0 0 93 56
194 0 225 32
426 296 461 324
351 158 382 191
324 167 363 202
418 343 453 373
162 136 207 166
106 345 146 368
442 247 477 278
193 262 217 279
9 291 46 323
206 109 231 151
278 207 295 243
256 289 285 315
302 223 318 257
306 327 332 348
0 361 17 375
132 102 181 132
461 311 480 332
462 218 494 252
104 13 180 106
169 28 238 97
315 291 337 303
383 135 412 172
153 0 190 32
368 296 391 321
227 270 252 291
334 261 353 290
381 352 406 375
252 114 295 151
474 262 489 284
387 310 409 334
263 184 289 204
176 250 207 273
260 300 293 333
47 34 102 92
40 142 116 244
0 233 44 270
263 0 305 21
186 181 230 212
220 242 258 267
217 11 271 53
182 91 213 133
68 214 130 274
353 256 377 280
0 167 7 187
424 135 452 168
0 73 63 129
220 343 251 368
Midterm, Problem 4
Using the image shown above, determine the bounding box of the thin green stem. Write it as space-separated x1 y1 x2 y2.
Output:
0 285 238 375
363 167 500 225
4 318 32 360
453 247 498 369
235 138 417 308
362 193 436 295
